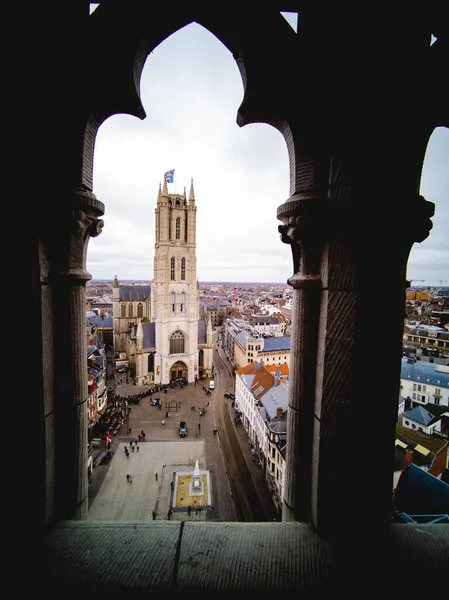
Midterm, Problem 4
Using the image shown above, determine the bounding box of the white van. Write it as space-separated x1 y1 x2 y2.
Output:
208 380 215 390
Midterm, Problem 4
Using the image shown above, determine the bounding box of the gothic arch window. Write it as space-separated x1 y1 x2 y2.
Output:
181 257 186 280
121 303 126 318
171 292 176 315
148 353 154 374
137 303 143 318
170 256 175 280
185 214 188 241
176 217 181 240
128 304 133 318
199 348 204 368
181 292 186 314
170 330 185 354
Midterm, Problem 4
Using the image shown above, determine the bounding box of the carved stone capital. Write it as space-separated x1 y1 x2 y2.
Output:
46 186 105 281
277 194 326 278
277 193 435 282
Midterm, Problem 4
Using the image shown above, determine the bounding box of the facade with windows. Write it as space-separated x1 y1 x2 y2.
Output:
113 178 213 384
235 362 288 514
400 359 449 436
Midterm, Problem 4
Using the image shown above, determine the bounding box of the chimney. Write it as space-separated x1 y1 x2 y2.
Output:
276 407 283 418
275 364 281 386
403 448 413 469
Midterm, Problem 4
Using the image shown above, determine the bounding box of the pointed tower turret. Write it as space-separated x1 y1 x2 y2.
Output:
157 182 162 203
162 176 168 197
136 320 144 352
189 178 195 206
206 313 213 346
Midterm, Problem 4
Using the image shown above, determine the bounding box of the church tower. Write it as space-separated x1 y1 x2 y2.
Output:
151 176 200 383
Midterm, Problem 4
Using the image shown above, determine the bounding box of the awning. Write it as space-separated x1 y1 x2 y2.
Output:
395 439 408 449
414 444 430 456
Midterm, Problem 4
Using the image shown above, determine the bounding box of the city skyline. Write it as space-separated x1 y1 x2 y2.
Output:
86 15 448 286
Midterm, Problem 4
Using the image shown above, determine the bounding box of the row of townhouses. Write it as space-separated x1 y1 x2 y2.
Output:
222 316 449 517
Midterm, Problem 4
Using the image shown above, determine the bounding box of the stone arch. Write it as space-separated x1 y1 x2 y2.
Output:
70 6 295 193
169 360 188 381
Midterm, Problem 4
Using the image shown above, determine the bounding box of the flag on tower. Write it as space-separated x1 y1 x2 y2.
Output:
164 169 175 183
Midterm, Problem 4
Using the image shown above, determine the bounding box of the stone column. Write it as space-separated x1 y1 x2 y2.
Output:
277 194 324 523
47 186 104 520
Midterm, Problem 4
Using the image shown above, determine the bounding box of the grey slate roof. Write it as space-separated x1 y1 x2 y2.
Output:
198 319 206 344
260 383 289 420
142 321 155 349
400 359 449 388
403 405 440 426
262 336 291 352
119 285 151 302
88 315 113 328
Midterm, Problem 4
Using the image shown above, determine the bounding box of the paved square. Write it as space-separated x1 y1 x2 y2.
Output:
88 439 206 521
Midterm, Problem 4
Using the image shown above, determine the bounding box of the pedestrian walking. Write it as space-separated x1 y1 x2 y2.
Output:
131 444 135 452
125 447 129 457
126 474 130 482
152 511 156 520
187 505 191 516
162 419 165 426
136 446 139 452
129 475 133 483
155 473 158 481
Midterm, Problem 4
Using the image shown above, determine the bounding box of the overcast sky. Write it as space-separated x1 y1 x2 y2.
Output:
87 14 448 286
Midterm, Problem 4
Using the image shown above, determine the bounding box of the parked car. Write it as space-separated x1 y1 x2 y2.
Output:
208 380 215 390
179 421 187 437
224 392 235 400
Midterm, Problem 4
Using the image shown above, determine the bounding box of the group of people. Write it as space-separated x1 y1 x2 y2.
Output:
124 440 140 456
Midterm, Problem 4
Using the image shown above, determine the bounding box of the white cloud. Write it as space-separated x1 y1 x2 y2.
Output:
87 23 448 287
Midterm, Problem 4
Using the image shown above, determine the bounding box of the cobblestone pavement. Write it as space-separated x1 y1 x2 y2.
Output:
89 371 278 522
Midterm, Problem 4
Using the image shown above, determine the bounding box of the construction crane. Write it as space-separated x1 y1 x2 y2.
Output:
406 279 425 288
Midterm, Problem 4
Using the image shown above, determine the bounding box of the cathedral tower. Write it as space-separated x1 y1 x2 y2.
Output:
151 176 200 383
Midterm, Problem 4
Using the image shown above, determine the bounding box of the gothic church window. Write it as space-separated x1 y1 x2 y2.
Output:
181 292 186 314
176 217 180 240
148 353 154 374
185 214 188 241
171 292 176 315
181 257 186 280
128 304 133 318
137 303 143 318
170 257 175 280
170 330 185 354
121 303 126 318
